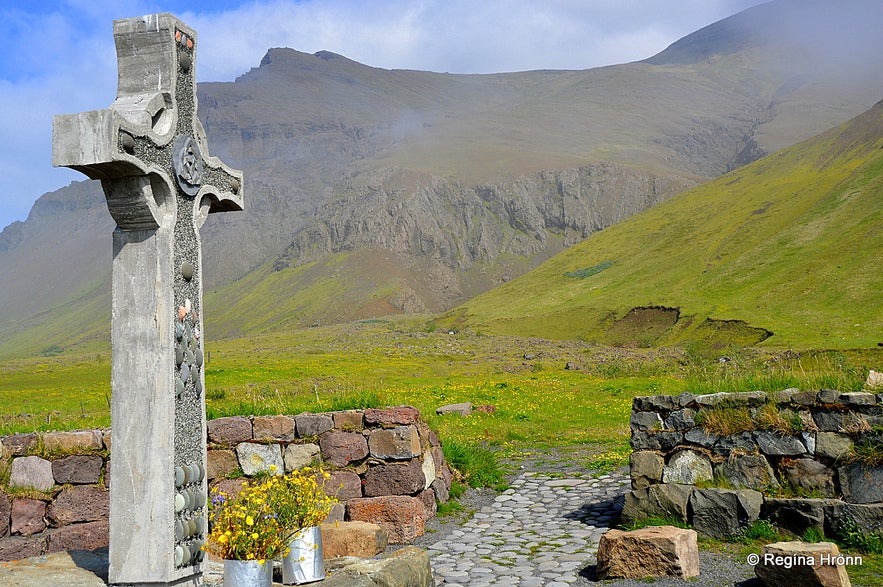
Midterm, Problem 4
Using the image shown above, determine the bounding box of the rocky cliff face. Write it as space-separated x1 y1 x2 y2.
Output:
274 164 697 274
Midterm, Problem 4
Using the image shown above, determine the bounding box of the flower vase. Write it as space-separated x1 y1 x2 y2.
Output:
223 559 273 587
282 526 325 585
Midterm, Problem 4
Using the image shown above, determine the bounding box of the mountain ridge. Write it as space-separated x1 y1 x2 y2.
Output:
1 0 882 358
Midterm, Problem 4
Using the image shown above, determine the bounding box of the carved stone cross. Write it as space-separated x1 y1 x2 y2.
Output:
52 14 243 586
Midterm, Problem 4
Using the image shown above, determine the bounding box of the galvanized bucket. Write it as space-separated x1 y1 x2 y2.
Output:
223 559 273 587
282 526 325 584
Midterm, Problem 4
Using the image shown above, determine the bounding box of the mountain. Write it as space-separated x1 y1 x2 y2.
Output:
1 0 882 358
439 99 883 349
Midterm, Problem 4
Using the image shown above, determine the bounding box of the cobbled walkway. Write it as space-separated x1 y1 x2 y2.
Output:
426 471 629 586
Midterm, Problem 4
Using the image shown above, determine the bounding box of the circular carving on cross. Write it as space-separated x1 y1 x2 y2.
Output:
172 135 204 196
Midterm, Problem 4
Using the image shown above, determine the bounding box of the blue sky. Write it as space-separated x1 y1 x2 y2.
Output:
0 0 765 230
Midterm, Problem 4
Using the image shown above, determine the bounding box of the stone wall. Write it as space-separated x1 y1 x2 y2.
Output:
625 390 883 539
0 406 452 561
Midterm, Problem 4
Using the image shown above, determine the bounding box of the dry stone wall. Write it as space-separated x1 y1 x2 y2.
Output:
625 389 883 539
0 406 451 561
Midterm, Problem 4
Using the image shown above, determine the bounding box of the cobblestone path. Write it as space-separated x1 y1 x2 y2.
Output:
426 471 629 586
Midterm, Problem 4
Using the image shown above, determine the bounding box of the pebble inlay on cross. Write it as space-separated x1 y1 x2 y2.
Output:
53 13 243 587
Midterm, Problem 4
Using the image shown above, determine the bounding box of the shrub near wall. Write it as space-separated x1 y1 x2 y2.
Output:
0 406 452 561
625 389 883 540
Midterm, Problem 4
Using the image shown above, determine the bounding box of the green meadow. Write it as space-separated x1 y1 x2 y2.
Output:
1 319 874 451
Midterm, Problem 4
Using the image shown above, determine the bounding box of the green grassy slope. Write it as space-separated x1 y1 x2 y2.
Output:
439 101 883 349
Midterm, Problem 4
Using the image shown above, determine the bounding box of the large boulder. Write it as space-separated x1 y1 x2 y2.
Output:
815 433 853 460
629 451 664 490
333 410 365 431
0 535 45 562
779 459 835 497
283 443 320 472
9 457 54 492
367 426 421 460
234 442 283 477
45 520 109 554
320 432 369 467
631 431 683 451
51 455 104 485
206 416 252 444
363 407 420 427
10 499 47 536
0 490 11 538
1 433 38 457
661 450 713 485
435 403 473 417
294 413 334 438
754 431 807 456
715 454 779 491
41 431 102 453
763 498 830 537
690 488 762 539
46 486 109 527
630 411 663 431
321 521 388 559
838 464 883 504
755 541 852 587
251 415 296 441
712 431 756 457
823 502 883 535
362 461 425 497
206 449 239 480
322 546 433 587
346 496 425 544
622 484 692 524
319 470 363 501
596 526 699 579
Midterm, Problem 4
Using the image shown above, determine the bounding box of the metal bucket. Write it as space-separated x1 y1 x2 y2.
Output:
223 559 273 587
282 526 325 585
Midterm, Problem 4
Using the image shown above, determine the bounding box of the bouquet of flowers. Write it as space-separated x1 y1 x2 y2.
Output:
267 467 338 534
203 477 290 562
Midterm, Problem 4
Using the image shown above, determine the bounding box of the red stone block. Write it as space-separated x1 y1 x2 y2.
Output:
46 520 109 554
363 406 420 427
206 416 252 444
346 496 425 544
46 486 109 527
318 470 362 500
363 461 425 497
0 535 45 562
11 498 47 536
319 432 368 467
51 455 104 485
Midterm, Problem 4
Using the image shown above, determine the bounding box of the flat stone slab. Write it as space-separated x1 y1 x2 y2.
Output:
0 549 108 587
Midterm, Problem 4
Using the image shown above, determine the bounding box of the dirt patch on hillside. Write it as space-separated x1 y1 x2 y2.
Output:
695 318 773 349
605 306 680 348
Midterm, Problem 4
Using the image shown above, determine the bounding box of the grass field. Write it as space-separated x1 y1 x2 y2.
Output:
1 319 880 580
0 318 875 448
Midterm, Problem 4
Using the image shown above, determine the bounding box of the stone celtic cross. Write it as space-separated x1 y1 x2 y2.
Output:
52 14 243 586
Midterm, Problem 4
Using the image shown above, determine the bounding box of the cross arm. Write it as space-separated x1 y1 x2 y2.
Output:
53 109 148 180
